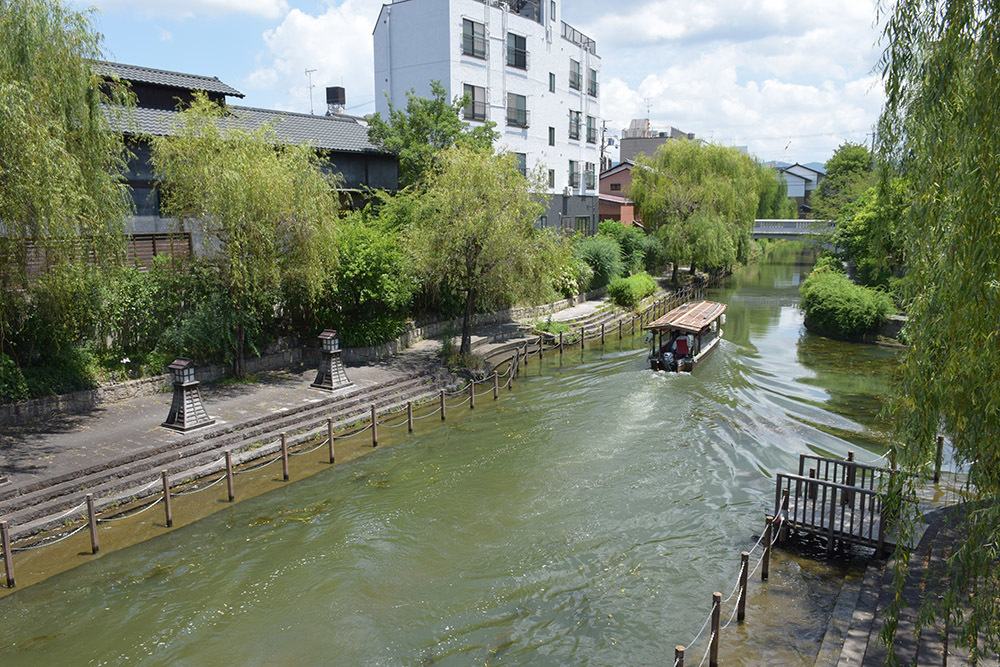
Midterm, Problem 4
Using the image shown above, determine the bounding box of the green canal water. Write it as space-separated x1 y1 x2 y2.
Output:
0 245 898 665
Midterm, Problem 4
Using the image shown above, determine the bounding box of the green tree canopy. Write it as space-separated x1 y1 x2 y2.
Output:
812 141 874 222
407 145 545 354
878 0 1000 659
0 0 133 359
151 93 340 377
629 140 760 281
367 80 498 188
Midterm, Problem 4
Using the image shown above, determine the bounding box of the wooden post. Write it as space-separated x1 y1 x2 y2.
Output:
738 551 749 622
469 381 475 410
162 470 173 528
281 433 290 480
844 451 856 506
618 319 622 340
327 418 336 463
371 405 378 447
559 331 563 355
675 646 685 667
493 372 499 400
407 402 414 432
631 315 636 335
87 494 99 554
808 468 817 500
601 323 605 345
934 435 944 483
827 484 838 556
1 520 14 588
763 516 773 581
440 390 446 421
225 450 235 501
580 326 585 349
538 335 543 361
779 489 789 544
710 591 721 667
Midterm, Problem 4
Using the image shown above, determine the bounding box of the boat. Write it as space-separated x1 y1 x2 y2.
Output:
643 300 726 372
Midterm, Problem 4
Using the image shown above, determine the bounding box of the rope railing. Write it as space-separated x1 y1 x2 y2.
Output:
11 523 88 552
697 632 715 667
412 405 443 420
97 496 164 522
288 437 332 456
233 452 283 475
173 472 227 496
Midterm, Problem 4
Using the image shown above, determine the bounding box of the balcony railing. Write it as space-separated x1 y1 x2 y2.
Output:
462 34 488 59
569 120 581 140
562 21 596 55
587 79 598 97
568 172 581 188
586 126 598 144
506 108 530 128
585 171 596 189
463 100 488 122
569 70 582 90
506 47 529 70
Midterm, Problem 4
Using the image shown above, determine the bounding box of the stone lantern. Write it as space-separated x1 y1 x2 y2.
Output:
311 329 352 391
161 357 215 432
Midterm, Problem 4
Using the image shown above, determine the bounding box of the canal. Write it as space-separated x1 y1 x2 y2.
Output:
0 244 898 665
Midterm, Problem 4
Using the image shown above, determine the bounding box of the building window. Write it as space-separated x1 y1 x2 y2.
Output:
586 116 598 144
588 68 599 97
538 215 547 228
575 216 590 233
548 126 555 146
568 160 580 188
462 19 487 59
585 162 596 189
548 168 555 188
506 93 529 128
568 110 581 140
550 0 556 21
549 72 555 93
132 186 161 217
514 152 527 178
463 84 487 121
506 33 528 70
569 59 582 90
610 182 621 191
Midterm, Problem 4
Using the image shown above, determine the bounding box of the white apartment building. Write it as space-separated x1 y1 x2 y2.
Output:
373 0 601 233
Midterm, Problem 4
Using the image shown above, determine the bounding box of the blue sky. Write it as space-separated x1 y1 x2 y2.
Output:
78 0 885 165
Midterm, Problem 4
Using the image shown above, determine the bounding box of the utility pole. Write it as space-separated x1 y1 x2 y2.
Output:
305 68 317 115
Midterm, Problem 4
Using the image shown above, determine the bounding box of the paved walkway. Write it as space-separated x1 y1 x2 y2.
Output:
0 299 610 493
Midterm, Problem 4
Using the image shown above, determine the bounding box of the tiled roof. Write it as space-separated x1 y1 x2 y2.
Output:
95 60 244 98
108 105 380 154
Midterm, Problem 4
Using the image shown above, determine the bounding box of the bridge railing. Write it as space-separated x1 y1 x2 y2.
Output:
752 219 835 236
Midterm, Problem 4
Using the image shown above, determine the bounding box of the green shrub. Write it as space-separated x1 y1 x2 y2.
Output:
0 354 28 403
813 254 844 273
607 272 657 309
598 220 651 274
574 235 624 288
799 269 894 339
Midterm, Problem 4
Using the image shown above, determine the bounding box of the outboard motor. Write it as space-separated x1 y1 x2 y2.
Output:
661 350 675 371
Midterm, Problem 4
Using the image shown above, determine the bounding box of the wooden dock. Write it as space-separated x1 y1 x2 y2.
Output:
774 453 895 557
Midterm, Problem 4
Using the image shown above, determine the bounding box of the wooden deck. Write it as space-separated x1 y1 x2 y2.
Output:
774 454 895 556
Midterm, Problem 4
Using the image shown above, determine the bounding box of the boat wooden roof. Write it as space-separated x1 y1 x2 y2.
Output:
644 300 727 334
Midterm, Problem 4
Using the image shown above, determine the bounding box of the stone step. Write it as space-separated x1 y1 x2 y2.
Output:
1 372 458 537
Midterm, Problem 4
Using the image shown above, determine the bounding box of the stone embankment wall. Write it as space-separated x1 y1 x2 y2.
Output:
0 287 606 427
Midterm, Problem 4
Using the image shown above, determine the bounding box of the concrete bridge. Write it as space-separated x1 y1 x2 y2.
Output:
752 219 835 240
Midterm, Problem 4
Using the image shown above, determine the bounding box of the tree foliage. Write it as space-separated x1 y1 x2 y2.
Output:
831 178 908 289
407 145 545 354
630 140 761 280
0 0 133 361
812 141 874 222
151 93 340 376
878 0 1000 660
367 80 498 188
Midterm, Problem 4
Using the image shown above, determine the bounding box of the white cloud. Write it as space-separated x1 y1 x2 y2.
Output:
158 28 173 41
246 0 383 115
575 0 884 163
89 0 290 20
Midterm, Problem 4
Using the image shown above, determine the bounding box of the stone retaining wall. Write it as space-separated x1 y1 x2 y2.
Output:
0 288 606 427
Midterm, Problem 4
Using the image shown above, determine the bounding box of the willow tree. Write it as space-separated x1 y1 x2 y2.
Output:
151 94 339 377
408 145 545 355
878 0 1000 660
630 140 760 282
0 0 132 367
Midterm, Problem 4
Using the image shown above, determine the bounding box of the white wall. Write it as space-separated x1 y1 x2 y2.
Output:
374 0 601 199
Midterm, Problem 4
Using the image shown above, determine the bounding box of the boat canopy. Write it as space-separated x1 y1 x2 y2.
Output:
643 300 727 334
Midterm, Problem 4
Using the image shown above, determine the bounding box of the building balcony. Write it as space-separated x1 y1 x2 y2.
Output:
569 71 582 90
464 100 488 122
462 35 488 59
562 21 597 55
506 47 529 70
506 108 530 128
